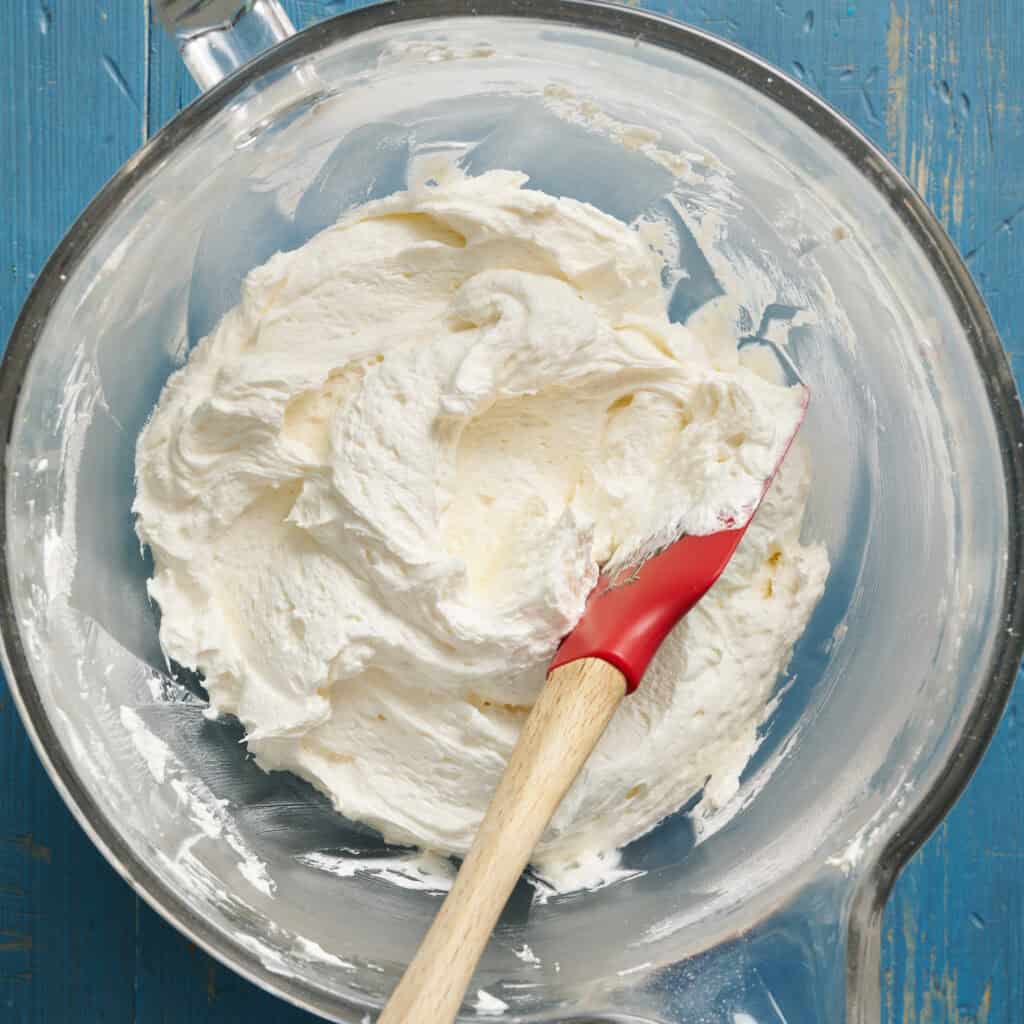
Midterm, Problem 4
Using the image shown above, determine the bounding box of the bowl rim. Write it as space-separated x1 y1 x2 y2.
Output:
3 1 1024 1020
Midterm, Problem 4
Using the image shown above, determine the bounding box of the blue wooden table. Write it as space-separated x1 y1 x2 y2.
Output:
1 1 1020 1020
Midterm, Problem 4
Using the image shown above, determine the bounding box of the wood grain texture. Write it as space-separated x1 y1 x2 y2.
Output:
1 1 1022 1021
379 659 626 1024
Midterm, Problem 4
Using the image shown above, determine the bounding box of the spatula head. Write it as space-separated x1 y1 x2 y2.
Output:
550 387 809 693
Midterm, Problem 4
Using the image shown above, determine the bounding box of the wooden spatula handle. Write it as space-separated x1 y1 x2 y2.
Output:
377 658 627 1024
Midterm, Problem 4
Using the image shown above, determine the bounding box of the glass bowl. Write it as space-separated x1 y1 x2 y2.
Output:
3 2 1023 1021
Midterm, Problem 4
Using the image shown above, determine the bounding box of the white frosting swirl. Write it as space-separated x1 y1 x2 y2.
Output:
135 170 828 871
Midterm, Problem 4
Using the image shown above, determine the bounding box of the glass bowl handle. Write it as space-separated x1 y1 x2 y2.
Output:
597 875 878 1023
153 0 296 91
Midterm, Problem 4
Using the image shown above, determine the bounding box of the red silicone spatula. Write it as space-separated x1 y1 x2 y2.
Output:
379 389 808 1024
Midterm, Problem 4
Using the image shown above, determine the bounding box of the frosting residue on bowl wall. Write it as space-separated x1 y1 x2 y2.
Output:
16 37 871 998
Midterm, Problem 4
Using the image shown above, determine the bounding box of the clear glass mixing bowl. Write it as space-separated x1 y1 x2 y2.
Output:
3 2 1023 1021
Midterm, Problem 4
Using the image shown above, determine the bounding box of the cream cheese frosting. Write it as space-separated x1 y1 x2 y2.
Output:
134 169 828 874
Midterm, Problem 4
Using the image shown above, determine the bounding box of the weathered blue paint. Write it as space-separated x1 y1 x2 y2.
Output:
1 1 1021 1020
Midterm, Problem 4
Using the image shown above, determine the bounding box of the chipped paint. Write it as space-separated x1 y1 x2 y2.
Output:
0 930 32 953
952 159 965 228
903 905 917 1024
899 967 995 1024
886 0 909 165
979 980 992 1024
946 0 960 66
5 833 52 864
